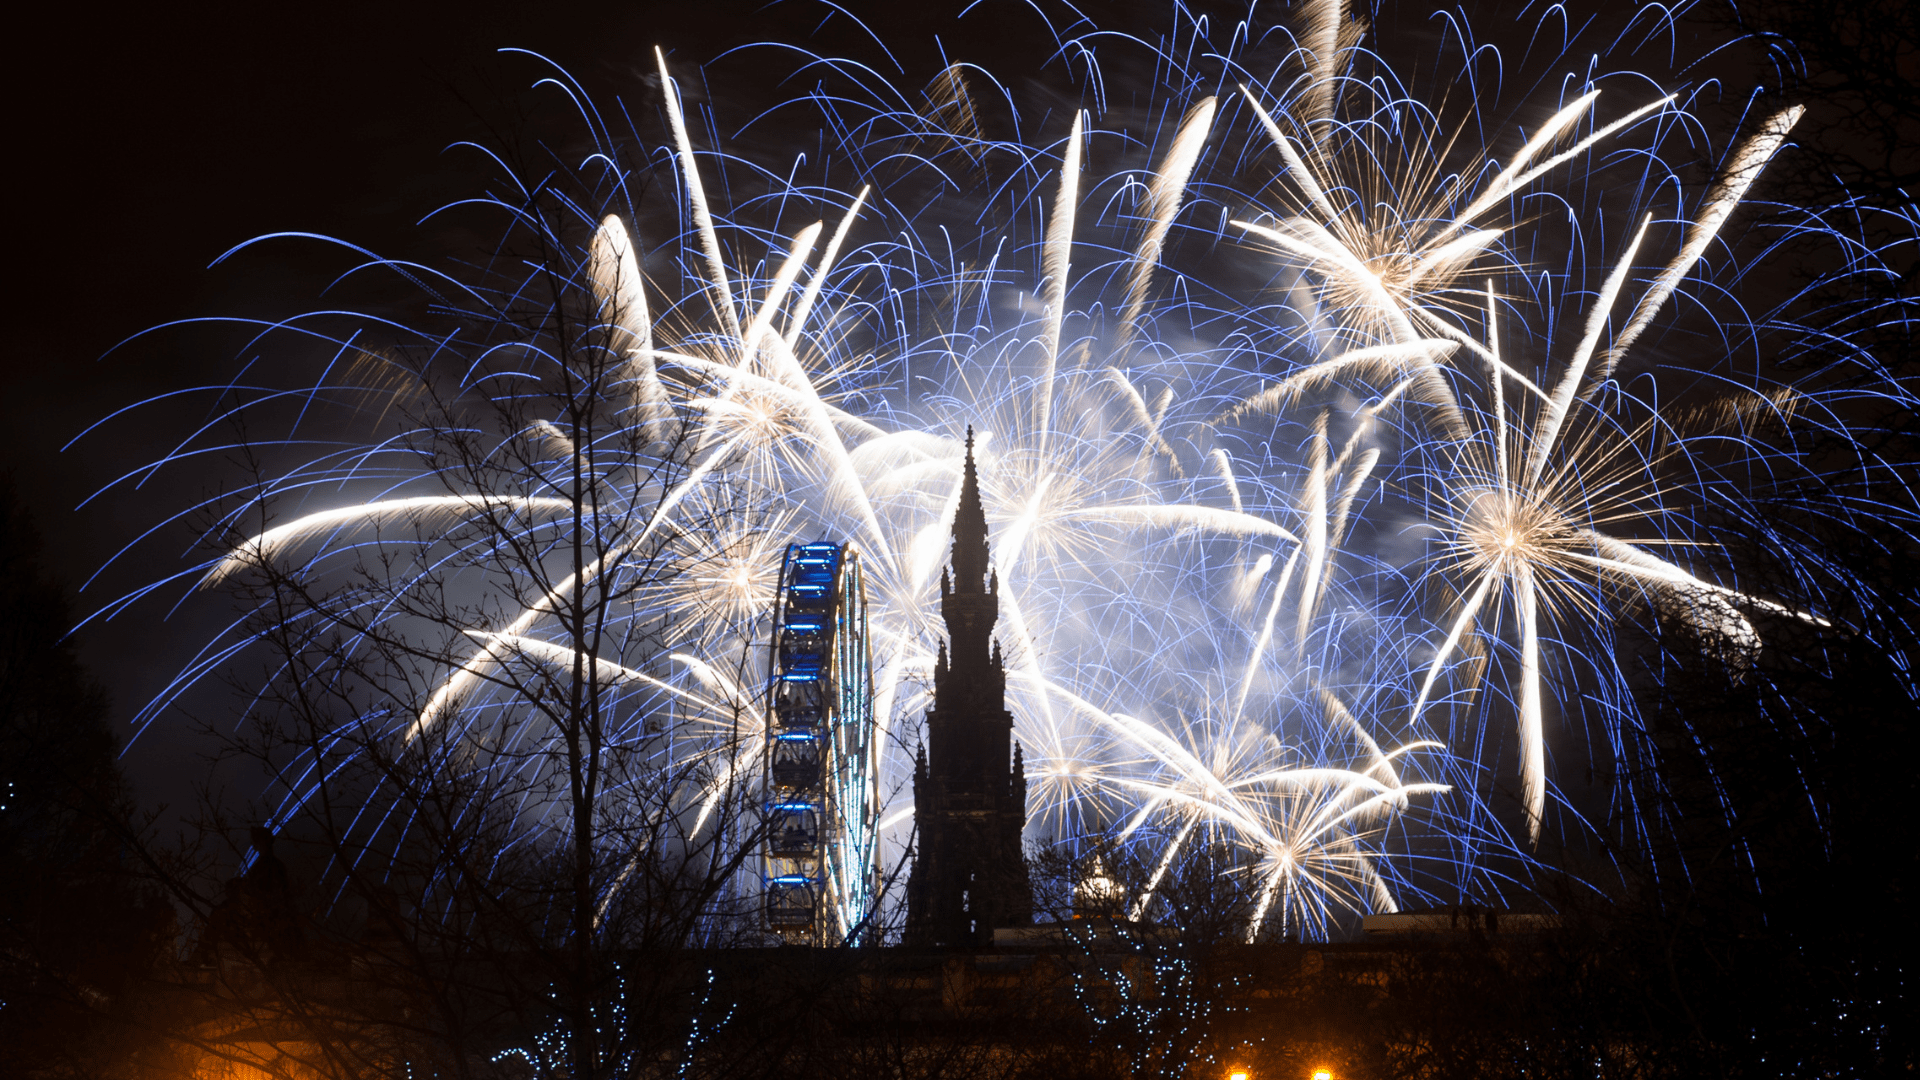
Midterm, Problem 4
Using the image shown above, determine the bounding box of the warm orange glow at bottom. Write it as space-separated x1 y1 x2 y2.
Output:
1228 1072 1250 1080
1312 1071 1334 1080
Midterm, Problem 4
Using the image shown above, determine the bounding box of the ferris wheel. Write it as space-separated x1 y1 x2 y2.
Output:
763 542 879 944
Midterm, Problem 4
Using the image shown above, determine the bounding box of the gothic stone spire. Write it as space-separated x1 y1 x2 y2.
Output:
906 426 1032 947
949 426 991 595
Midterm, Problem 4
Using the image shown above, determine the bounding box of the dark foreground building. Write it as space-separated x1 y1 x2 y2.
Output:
905 429 1033 946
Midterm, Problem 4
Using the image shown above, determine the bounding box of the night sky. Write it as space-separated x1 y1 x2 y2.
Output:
14 0 978 805
16 1 649 804
14 0 1767 808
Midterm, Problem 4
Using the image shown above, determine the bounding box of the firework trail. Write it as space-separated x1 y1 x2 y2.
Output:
1223 83 1820 842
87 0 1911 937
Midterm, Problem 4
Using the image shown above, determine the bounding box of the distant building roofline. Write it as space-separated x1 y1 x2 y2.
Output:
1362 910 1562 935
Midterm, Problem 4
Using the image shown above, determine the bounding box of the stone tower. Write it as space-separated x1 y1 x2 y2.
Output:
905 428 1032 947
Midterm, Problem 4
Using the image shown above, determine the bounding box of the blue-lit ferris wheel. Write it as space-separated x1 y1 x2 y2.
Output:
763 542 879 944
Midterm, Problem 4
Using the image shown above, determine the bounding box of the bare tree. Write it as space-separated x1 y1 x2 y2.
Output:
119 114 792 1076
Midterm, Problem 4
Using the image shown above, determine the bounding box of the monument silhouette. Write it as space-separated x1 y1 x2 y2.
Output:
905 428 1033 946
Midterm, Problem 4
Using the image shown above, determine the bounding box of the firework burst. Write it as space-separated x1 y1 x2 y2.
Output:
93 0 1904 937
